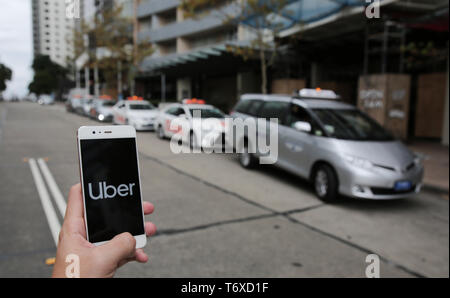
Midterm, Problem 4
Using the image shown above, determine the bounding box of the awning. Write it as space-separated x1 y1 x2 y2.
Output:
139 40 269 74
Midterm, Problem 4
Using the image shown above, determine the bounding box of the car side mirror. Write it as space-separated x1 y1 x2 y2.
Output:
293 121 312 133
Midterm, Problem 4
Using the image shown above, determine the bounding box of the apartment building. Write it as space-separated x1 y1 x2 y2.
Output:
31 0 76 67
136 0 261 111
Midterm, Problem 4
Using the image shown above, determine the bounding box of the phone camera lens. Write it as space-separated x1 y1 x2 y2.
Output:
92 131 96 134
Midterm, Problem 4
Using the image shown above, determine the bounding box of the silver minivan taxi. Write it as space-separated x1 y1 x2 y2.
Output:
230 89 424 202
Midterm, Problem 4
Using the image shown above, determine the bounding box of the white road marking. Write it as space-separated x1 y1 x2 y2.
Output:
37 158 67 217
28 158 61 246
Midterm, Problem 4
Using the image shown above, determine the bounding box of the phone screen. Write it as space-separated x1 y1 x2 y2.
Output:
79 137 144 244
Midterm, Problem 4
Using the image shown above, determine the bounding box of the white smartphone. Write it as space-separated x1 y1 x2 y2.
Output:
77 125 147 248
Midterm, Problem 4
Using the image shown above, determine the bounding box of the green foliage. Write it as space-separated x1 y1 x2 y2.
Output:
74 3 153 94
0 62 13 92
28 55 68 96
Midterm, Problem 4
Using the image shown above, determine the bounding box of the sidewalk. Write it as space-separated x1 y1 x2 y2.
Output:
408 141 449 194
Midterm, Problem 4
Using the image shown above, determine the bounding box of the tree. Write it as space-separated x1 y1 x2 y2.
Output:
0 62 12 94
181 0 292 94
28 55 68 96
73 3 153 97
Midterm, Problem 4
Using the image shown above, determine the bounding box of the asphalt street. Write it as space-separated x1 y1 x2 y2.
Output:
0 101 448 277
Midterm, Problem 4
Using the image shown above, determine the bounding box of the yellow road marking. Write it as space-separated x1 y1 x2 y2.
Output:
45 257 56 265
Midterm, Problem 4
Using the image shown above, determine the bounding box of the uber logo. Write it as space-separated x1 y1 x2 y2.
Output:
88 182 135 200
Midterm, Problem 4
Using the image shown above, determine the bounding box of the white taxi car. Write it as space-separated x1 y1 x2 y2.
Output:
113 98 158 131
155 99 227 149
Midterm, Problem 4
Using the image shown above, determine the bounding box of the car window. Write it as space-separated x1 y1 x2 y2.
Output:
258 101 290 124
102 101 116 107
312 108 394 141
129 104 153 110
234 100 252 114
166 107 184 116
165 107 177 115
189 108 225 118
286 104 324 136
246 100 264 117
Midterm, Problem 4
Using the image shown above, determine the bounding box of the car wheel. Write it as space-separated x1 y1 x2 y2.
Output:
239 139 256 169
313 164 338 203
157 125 165 139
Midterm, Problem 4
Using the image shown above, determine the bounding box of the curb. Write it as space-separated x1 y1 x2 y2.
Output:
423 184 449 195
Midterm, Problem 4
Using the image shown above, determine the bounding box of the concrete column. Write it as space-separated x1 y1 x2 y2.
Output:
177 37 191 54
94 64 100 97
117 61 123 100
310 62 320 88
161 73 166 102
84 67 89 95
177 78 191 101
442 54 449 146
75 69 80 89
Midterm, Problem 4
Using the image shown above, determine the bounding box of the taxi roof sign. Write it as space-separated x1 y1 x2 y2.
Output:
298 88 339 99
183 98 205 104
127 95 144 101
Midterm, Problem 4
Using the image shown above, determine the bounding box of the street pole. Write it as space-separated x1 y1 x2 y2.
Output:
84 67 89 95
76 68 80 89
118 60 122 99
131 0 139 96
161 73 166 102
94 63 99 97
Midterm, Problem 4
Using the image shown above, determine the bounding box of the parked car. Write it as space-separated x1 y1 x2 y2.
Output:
89 99 116 122
66 95 83 113
155 98 227 149
38 94 54 105
230 89 424 202
113 100 158 131
82 98 95 116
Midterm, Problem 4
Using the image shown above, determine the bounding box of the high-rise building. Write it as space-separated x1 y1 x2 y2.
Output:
31 0 76 67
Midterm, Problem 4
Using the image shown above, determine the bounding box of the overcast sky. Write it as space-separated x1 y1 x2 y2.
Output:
0 0 32 99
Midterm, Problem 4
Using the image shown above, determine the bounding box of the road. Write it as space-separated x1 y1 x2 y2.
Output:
0 101 448 278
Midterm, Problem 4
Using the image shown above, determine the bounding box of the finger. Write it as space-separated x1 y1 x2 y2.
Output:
96 232 136 264
65 184 84 220
145 222 157 236
135 249 148 263
143 202 154 215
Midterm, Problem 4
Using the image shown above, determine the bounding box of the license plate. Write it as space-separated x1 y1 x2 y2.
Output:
394 181 412 191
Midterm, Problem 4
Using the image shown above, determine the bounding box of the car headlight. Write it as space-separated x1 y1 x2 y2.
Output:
343 154 373 170
98 114 105 121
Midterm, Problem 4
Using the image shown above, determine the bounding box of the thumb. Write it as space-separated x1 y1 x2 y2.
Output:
97 232 136 264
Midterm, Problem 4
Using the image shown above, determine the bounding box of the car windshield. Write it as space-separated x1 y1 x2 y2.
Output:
189 108 224 118
312 108 394 141
129 103 154 110
102 101 116 107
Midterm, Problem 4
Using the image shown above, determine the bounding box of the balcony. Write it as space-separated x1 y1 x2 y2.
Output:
138 2 239 43
137 0 180 18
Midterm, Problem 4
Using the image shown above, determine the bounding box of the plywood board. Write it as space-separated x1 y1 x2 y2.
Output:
415 72 447 138
358 74 388 125
271 79 306 95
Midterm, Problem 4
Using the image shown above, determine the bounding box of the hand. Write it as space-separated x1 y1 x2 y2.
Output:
52 183 156 278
